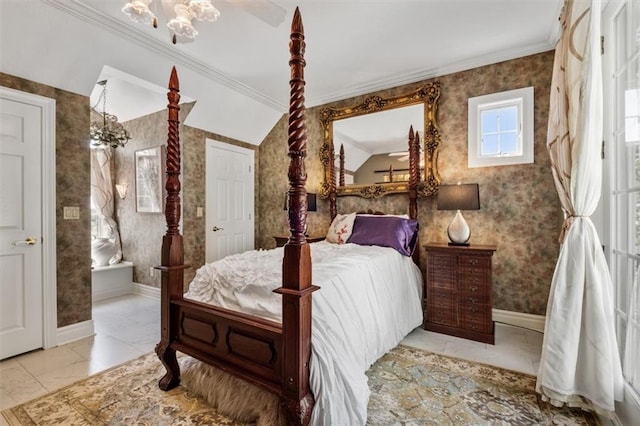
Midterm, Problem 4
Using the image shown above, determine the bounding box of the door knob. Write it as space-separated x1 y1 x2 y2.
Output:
12 236 38 246
212 226 224 232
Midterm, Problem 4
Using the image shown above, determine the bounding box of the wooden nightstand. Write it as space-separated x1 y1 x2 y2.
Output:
274 235 325 247
424 242 497 344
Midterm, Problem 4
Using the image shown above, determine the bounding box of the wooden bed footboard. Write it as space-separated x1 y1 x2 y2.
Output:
156 8 316 425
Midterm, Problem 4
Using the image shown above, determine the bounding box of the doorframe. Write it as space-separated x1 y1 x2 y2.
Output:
1 86 57 350
205 139 255 262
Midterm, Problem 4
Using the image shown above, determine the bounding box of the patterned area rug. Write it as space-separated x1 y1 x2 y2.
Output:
367 346 598 425
2 346 598 425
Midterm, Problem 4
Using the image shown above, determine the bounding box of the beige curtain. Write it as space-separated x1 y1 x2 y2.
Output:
536 0 624 416
90 147 123 264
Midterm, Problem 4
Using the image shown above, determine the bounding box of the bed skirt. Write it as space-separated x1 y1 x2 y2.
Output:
180 357 285 426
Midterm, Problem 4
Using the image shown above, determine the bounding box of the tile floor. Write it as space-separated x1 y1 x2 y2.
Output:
0 294 160 412
1 294 543 413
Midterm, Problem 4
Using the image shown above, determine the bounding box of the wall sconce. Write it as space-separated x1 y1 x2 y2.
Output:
437 183 480 246
115 183 128 200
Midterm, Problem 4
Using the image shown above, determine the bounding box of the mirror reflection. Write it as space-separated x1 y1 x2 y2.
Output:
333 104 424 185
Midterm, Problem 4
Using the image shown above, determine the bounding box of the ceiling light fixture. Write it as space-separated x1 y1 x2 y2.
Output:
90 80 131 149
122 0 220 44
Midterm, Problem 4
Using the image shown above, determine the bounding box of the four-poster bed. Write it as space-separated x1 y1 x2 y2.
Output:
155 8 424 425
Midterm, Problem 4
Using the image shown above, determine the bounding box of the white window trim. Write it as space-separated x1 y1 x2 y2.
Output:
468 86 534 168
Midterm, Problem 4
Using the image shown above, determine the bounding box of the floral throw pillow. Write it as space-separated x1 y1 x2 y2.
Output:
326 212 356 244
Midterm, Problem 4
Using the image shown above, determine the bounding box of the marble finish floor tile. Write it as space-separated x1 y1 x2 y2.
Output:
2 294 545 412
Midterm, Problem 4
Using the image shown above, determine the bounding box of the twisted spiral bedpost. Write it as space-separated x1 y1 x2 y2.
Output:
408 126 419 220
155 66 185 392
275 7 319 425
339 144 345 187
165 67 182 237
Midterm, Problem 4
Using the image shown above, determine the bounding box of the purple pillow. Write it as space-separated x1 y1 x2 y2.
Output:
347 215 419 256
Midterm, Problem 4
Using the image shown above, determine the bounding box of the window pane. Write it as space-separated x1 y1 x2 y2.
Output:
481 109 499 133
500 131 519 155
500 106 519 131
481 134 499 156
625 89 640 143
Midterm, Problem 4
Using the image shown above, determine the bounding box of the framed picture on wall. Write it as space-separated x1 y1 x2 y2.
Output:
135 145 166 213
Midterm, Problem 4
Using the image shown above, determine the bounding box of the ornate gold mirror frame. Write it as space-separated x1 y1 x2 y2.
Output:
319 82 442 199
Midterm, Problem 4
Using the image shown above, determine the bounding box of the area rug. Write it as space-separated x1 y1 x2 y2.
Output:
367 345 598 425
2 346 599 425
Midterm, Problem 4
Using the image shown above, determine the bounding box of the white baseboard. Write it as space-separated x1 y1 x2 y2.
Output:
56 320 95 346
492 309 545 333
133 282 161 300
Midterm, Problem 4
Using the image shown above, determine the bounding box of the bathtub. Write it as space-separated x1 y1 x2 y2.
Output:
91 261 134 302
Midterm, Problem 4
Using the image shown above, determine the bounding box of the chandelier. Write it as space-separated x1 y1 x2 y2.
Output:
90 80 131 149
122 0 220 44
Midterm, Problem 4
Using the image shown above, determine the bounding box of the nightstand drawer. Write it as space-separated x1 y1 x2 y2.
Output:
461 304 492 333
427 302 456 326
459 281 488 296
461 294 490 306
429 291 456 307
428 254 455 271
429 274 456 291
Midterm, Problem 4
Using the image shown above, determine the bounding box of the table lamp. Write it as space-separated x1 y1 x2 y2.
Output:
437 183 480 246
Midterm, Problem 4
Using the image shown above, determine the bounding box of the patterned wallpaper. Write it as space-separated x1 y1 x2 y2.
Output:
257 51 561 316
0 49 558 328
1 73 92 328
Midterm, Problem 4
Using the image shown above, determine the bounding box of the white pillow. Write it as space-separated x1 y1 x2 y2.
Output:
326 212 356 244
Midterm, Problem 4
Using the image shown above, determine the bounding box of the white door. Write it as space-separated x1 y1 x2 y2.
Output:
205 139 255 263
0 92 45 359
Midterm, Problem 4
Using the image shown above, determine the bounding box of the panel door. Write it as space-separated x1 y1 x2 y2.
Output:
0 95 43 359
205 139 254 263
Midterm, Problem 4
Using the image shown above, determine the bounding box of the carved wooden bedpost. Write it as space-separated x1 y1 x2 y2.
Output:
155 66 187 392
408 126 420 265
339 144 345 187
273 8 319 425
408 126 419 220
329 144 337 220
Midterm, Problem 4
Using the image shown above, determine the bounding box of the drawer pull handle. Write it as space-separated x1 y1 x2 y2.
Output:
469 298 477 303
470 260 478 265
470 285 478 292
471 325 478 330
471 308 477 313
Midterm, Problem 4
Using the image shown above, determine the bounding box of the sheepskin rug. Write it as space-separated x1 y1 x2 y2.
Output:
180 357 285 426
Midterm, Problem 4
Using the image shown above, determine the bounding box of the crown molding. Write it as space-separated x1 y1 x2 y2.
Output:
42 0 286 111
307 40 555 107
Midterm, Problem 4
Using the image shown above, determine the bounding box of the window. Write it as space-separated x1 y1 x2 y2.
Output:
603 0 640 420
468 86 534 168
90 198 108 239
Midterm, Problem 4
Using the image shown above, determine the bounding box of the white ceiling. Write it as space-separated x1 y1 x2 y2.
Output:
0 0 562 145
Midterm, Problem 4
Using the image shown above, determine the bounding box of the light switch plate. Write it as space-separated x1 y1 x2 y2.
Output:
196 206 203 217
63 206 80 220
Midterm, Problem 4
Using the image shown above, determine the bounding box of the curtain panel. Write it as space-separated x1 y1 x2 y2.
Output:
536 0 624 416
90 147 123 265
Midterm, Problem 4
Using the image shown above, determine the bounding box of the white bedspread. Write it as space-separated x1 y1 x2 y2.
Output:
185 241 423 426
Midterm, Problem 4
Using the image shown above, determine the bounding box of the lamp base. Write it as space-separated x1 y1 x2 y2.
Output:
447 210 471 245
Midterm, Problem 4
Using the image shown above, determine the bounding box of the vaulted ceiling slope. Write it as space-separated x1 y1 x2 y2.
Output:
0 0 562 146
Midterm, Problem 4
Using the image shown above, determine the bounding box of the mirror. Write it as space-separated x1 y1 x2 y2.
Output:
319 83 442 198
